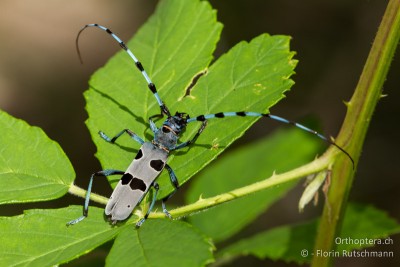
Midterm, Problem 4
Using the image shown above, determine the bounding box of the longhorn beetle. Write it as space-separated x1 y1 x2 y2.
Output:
67 24 354 228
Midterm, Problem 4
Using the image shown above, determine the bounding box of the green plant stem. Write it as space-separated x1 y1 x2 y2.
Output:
311 1 400 267
68 184 109 205
149 154 332 219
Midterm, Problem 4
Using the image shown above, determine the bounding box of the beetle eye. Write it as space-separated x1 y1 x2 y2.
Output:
162 126 170 133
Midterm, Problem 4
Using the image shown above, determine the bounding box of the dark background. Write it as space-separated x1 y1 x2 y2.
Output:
0 1 398 266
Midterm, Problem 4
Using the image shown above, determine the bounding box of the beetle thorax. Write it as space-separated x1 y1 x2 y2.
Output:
153 112 188 151
153 129 178 151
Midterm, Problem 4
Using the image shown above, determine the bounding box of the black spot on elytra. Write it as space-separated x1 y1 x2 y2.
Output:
150 159 165 172
121 173 133 185
130 178 147 191
135 149 143 160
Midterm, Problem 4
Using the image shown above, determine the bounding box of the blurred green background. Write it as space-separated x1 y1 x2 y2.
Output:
0 1 398 266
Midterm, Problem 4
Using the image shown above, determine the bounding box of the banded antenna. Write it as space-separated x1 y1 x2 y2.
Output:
76 23 171 117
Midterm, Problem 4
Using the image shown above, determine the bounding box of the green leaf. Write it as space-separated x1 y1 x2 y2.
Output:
185 128 321 242
166 34 296 196
217 203 400 264
0 206 214 266
0 206 122 266
85 0 222 194
84 0 296 199
337 203 400 251
217 220 315 264
106 220 214 267
0 110 74 204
